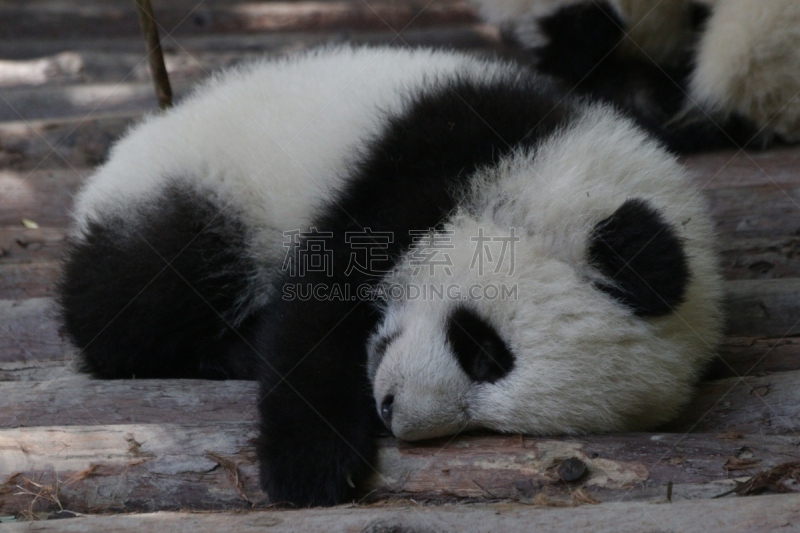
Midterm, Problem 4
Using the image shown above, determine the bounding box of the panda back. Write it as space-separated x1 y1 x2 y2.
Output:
71 46 515 242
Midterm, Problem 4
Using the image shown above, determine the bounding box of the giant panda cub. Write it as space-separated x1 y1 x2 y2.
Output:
471 0 800 152
59 45 723 506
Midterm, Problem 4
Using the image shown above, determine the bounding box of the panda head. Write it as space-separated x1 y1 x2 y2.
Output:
367 108 723 441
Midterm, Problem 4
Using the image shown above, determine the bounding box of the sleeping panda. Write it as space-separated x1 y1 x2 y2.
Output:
59 45 723 506
471 0 800 152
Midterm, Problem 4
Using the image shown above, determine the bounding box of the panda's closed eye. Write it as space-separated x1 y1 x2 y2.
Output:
447 307 514 383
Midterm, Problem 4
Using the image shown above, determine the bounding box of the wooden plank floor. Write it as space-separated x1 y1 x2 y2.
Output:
2 0 800 528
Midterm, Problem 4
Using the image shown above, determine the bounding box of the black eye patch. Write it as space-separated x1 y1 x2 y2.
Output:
368 330 401 380
447 307 514 383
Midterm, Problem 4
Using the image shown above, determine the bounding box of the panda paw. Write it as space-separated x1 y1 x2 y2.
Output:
258 413 377 506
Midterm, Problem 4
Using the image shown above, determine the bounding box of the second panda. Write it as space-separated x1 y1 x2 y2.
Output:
471 0 800 152
59 45 724 506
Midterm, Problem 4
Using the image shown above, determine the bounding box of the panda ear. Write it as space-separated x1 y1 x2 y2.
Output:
588 199 690 317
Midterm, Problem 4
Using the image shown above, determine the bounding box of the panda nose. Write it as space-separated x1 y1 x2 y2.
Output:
380 394 394 429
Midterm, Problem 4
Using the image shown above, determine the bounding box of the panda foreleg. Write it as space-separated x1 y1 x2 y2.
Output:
253 285 381 506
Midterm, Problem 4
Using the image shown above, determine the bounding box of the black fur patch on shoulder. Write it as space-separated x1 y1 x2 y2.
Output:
588 198 689 317
534 2 694 134
536 1 625 83
690 2 712 31
529 1 765 154
448 307 514 383
59 184 257 379
255 74 578 506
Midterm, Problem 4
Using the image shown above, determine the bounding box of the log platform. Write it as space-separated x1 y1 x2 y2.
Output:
1 0 799 529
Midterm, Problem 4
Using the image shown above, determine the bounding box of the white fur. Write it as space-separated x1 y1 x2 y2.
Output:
370 106 723 440
72 45 521 316
689 0 800 142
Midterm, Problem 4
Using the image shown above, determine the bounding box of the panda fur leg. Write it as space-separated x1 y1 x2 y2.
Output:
59 183 259 379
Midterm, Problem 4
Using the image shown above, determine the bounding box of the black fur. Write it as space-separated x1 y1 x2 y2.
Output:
59 184 258 380
532 1 764 153
588 198 689 317
447 307 514 383
367 330 402 383
252 74 576 506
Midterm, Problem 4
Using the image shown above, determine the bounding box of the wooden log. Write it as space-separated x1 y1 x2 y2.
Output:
0 53 85 88
1 424 798 514
4 369 800 433
683 147 800 189
0 169 85 227
0 379 257 428
0 424 265 514
706 184 800 239
0 82 192 122
0 25 500 62
0 227 66 264
720 236 800 280
3 494 800 532
0 26 501 91
0 0 476 40
667 372 800 435
0 359 81 382
0 115 134 171
0 36 506 123
725 280 800 337
716 337 800 378
0 262 59 299
0 298 74 363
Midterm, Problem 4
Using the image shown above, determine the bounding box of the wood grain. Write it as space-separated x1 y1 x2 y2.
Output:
683 148 800 189
3 494 800 532
1 424 798 514
725 280 800 337
715 336 800 378
0 169 86 227
0 81 192 122
0 298 73 363
0 378 257 428
667 371 800 435
0 227 66 264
